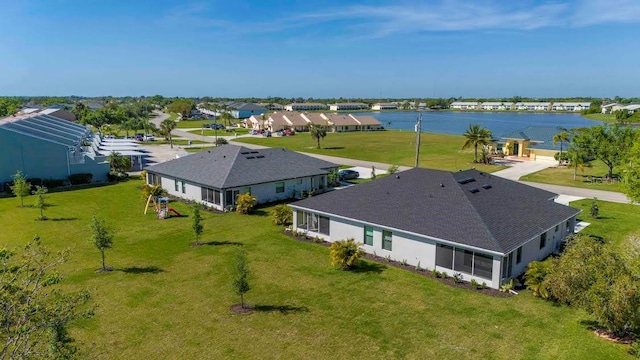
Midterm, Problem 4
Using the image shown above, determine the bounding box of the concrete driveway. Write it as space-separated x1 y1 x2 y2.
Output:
492 157 557 181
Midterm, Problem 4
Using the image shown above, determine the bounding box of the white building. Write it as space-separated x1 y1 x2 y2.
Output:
371 103 399 110
480 102 514 111
450 102 480 110
285 103 328 111
551 102 591 112
601 103 622 114
514 102 551 111
289 168 579 289
329 103 369 111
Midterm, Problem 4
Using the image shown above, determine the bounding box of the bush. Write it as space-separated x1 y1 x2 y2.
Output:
329 239 364 270
453 272 463 283
68 173 93 185
235 193 257 214
107 172 129 182
215 138 228 146
141 184 167 200
470 279 479 289
42 179 65 189
271 204 293 225
524 260 553 298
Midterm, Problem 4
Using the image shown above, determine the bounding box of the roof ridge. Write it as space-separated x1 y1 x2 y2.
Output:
218 145 246 188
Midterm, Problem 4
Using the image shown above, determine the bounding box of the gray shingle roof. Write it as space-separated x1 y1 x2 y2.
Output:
146 145 338 189
501 126 571 151
291 168 580 254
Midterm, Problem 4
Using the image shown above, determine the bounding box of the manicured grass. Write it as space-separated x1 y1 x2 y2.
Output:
582 113 616 123
570 199 640 247
520 161 624 193
176 119 240 129
235 131 505 173
0 180 634 359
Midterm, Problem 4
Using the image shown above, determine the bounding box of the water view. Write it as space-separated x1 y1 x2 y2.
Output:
362 111 600 136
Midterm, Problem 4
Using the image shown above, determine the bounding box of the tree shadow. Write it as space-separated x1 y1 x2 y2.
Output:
201 240 243 246
49 217 78 221
253 304 309 314
250 209 269 216
323 147 345 150
119 266 165 274
579 319 599 331
350 260 386 274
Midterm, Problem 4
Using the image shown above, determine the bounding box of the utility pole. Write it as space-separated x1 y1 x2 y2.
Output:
415 112 422 168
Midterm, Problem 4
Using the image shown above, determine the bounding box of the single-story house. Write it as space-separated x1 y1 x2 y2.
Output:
372 103 398 110
229 103 268 119
514 102 551 111
145 145 339 211
290 168 580 289
450 102 480 110
622 104 640 114
601 103 621 114
329 103 369 111
551 102 590 112
481 102 514 111
0 113 109 184
285 103 328 111
501 126 570 161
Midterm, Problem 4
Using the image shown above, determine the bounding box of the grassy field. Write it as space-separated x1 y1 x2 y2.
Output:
583 113 616 123
570 199 640 248
234 131 505 173
187 128 250 136
520 161 625 192
1 180 633 359
176 119 241 129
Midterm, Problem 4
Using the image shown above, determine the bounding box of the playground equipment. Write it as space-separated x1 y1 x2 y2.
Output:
144 195 181 219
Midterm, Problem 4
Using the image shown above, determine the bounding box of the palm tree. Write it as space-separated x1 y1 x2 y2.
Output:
552 130 570 165
462 124 492 163
160 118 177 148
309 124 327 149
566 148 587 181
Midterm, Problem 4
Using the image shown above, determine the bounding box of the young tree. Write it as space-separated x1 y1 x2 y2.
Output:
159 118 177 148
565 147 588 181
572 124 635 179
192 203 203 245
89 215 114 271
33 185 48 220
330 239 364 270
232 249 251 309
552 130 570 165
235 193 257 214
10 170 31 207
309 124 327 149
590 198 599 219
622 138 640 202
462 124 492 163
1 236 91 359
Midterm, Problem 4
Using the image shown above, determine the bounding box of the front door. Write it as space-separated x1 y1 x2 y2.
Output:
513 143 520 156
502 253 513 280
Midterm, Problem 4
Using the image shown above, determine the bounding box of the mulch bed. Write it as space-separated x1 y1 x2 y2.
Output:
595 328 637 345
230 304 254 314
284 229 513 298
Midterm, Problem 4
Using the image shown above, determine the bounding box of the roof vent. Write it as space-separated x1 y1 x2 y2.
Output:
246 156 255 159
440 183 444 187
256 155 265 158
240 151 250 155
482 184 492 189
457 177 476 184
250 151 259 154
469 188 480 194
396 175 400 179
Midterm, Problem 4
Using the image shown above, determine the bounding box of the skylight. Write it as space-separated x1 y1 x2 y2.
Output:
457 177 476 184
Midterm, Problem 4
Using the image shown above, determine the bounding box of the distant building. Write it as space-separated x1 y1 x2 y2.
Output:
0 113 109 184
285 103 328 111
551 102 590 112
514 102 551 111
622 104 640 114
450 102 480 110
38 108 76 122
480 102 514 111
371 103 398 110
329 103 369 111
228 103 268 119
601 103 622 114
256 103 284 111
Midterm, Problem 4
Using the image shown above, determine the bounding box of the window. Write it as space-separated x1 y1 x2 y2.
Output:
276 181 285 193
516 247 522 264
201 187 221 204
318 215 330 235
296 210 306 228
174 179 179 192
181 181 186 194
296 178 302 185
454 248 473 275
364 226 373 246
539 232 547 249
555 225 559 232
148 173 160 185
243 186 251 195
382 230 392 251
474 253 493 280
436 244 453 269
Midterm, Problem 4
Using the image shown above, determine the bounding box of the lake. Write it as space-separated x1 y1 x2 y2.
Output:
359 111 600 136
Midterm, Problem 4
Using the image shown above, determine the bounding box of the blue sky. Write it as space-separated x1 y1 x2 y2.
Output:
1 0 639 98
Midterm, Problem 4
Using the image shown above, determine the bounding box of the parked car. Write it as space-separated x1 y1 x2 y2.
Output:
338 169 359 180
284 129 295 136
134 134 144 141
145 134 155 141
262 131 272 137
249 129 259 135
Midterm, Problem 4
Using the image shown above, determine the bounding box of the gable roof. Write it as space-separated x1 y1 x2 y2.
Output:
501 126 570 151
146 145 338 189
351 115 381 126
290 168 579 254
324 113 359 126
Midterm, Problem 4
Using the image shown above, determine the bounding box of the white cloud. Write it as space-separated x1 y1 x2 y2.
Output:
570 0 640 26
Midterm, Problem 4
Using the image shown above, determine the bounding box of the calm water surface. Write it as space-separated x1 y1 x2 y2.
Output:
362 111 600 136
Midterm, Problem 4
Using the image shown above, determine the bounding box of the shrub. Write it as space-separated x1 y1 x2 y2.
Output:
400 259 408 266
271 204 293 225
387 165 399 175
107 172 129 182
313 236 323 244
524 260 553 299
68 173 93 185
453 272 463 283
329 239 364 270
215 138 228 146
42 179 65 189
470 279 479 289
500 279 515 293
590 197 599 219
26 178 43 188
236 193 257 214
385 255 392 263
431 269 439 277
481 282 487 289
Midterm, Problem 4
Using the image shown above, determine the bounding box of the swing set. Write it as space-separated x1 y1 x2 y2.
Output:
144 195 181 219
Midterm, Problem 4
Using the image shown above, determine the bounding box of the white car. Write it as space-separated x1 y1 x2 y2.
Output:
144 134 155 141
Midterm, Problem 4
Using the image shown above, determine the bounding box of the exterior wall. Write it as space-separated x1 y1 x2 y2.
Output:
151 173 331 210
530 149 557 162
292 211 502 289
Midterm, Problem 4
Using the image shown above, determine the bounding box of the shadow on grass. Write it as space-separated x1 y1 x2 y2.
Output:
49 217 78 221
323 146 345 150
253 305 309 314
579 319 600 331
350 260 386 274
119 266 165 274
250 209 269 217
202 240 243 246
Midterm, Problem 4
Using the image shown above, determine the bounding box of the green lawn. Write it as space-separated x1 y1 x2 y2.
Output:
1 180 632 359
188 128 249 136
143 139 206 146
176 119 241 129
570 199 640 247
583 113 616 123
235 131 505 173
520 161 624 193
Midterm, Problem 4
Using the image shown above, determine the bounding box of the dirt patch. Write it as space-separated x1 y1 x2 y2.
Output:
230 304 254 314
595 328 637 345
284 230 512 298
189 241 203 247
94 267 115 273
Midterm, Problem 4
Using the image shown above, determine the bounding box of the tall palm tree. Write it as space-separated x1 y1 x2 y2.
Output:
310 124 327 149
462 124 492 163
566 148 587 181
552 131 570 165
160 118 177 148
